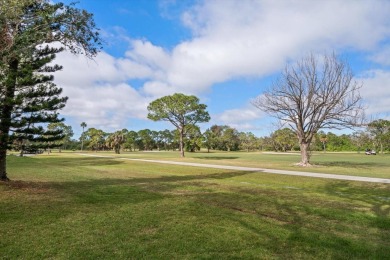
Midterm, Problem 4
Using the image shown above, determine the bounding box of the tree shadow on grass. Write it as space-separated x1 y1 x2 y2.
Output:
6 155 390 258
321 181 390 257
2 169 252 204
3 162 390 258
11 156 126 167
323 181 390 220
188 181 390 258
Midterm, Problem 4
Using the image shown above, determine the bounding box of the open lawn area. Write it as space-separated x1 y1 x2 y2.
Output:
1 152 389 259
79 150 390 179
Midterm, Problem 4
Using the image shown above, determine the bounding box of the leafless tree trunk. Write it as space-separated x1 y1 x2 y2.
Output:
252 53 364 166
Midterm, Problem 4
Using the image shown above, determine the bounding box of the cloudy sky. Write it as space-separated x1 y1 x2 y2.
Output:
53 0 390 137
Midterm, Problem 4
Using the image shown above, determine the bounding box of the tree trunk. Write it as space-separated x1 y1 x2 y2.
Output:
299 142 311 166
0 58 18 181
0 150 9 181
179 129 185 157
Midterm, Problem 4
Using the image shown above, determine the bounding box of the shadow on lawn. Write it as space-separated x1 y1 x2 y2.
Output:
190 181 390 258
195 156 239 160
3 168 251 204
321 181 390 257
52 156 126 167
190 185 374 258
314 161 388 168
5 155 390 258
323 181 390 220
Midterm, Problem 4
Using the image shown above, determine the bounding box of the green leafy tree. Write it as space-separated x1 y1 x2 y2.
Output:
367 119 390 154
151 130 163 151
137 129 154 151
270 128 297 152
208 125 225 150
221 127 240 152
0 0 101 181
5 40 68 157
160 129 174 151
123 130 138 151
324 132 354 151
106 130 126 154
253 53 364 166
183 125 203 152
47 122 74 152
239 132 258 152
203 129 216 152
85 128 106 151
147 93 210 157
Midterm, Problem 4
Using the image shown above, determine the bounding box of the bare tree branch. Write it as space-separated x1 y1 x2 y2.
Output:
252 53 364 166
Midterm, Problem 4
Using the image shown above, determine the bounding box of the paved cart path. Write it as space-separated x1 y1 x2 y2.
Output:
78 153 390 184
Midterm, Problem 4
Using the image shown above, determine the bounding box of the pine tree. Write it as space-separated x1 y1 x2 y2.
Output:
10 45 67 156
0 1 101 181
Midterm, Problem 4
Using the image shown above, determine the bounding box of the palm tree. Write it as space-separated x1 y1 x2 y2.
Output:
80 122 87 151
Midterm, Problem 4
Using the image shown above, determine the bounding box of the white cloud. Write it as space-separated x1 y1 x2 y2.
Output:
125 40 170 70
359 70 390 116
369 45 390 66
212 104 267 133
162 0 390 92
53 0 390 133
217 107 264 124
53 51 152 132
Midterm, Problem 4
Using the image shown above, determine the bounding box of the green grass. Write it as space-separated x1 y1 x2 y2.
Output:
76 150 390 179
1 152 389 259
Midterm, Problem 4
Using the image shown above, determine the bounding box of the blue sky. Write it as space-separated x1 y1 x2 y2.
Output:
53 0 390 138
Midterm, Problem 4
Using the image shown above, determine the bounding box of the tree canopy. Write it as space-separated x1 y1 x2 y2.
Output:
147 93 210 157
0 0 101 181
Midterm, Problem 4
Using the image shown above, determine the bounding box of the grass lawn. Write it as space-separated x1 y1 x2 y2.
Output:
1 152 389 259
77 150 390 179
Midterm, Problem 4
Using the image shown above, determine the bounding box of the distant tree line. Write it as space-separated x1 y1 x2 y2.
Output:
14 119 388 154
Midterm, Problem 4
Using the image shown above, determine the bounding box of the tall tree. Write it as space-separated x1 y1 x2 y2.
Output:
0 1 101 181
252 53 364 166
8 44 70 155
80 122 87 151
147 93 210 157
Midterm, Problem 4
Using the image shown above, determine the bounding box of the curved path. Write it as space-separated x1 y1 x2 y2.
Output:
78 154 390 184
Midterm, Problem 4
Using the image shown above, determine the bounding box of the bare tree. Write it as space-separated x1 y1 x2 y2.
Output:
252 53 364 166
